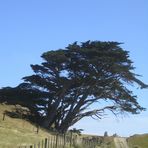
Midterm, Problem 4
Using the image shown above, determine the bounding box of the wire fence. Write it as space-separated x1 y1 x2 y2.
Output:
18 133 99 148
1 107 100 148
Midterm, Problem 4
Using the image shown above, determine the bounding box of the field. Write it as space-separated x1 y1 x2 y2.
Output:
0 103 117 148
127 134 148 148
0 103 53 148
1 103 148 148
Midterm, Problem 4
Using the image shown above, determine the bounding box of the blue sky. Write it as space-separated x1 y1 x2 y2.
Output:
0 0 148 136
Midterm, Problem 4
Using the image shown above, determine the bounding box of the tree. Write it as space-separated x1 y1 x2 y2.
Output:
0 41 147 133
104 131 108 137
69 128 84 135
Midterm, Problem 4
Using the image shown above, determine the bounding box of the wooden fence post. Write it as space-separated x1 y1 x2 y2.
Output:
48 137 50 148
2 113 5 121
36 124 39 134
38 142 41 148
55 134 59 148
50 136 52 148
45 138 48 148
42 139 44 148
70 131 73 147
63 134 66 148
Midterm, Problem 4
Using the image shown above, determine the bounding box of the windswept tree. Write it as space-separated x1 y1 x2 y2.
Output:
0 41 147 133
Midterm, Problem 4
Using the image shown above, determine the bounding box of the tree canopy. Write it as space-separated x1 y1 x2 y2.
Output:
0 41 147 133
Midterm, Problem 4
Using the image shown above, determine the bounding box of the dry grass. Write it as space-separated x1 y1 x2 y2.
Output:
0 103 117 148
127 134 148 148
0 104 52 148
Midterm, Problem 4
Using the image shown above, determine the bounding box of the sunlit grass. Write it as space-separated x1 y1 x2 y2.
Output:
127 134 148 148
0 104 117 148
0 104 52 148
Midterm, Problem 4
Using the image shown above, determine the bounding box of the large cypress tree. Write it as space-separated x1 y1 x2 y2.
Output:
0 41 147 132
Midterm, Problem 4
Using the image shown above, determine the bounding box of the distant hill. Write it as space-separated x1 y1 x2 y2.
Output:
127 134 148 148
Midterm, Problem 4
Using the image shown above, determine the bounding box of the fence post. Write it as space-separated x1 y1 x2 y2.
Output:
70 131 73 147
36 125 39 134
38 142 41 148
50 136 53 148
48 137 50 148
63 134 66 148
42 139 44 148
45 138 48 148
2 113 5 121
55 134 59 148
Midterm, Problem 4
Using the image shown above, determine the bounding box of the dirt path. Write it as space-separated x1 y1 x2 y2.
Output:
114 137 129 148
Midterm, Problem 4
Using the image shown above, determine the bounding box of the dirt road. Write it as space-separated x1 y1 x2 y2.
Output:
114 137 129 148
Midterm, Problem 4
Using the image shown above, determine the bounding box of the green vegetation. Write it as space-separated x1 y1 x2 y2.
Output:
0 104 116 148
127 134 148 148
0 104 52 148
100 136 116 148
0 104 105 148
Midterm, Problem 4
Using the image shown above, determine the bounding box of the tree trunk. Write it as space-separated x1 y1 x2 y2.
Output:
42 87 68 128
41 101 59 128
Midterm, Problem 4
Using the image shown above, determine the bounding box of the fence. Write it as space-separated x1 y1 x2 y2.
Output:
18 133 99 148
1 108 99 148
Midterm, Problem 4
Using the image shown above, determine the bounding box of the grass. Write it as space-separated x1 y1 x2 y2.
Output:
0 103 117 148
100 136 116 148
127 134 148 148
0 103 52 148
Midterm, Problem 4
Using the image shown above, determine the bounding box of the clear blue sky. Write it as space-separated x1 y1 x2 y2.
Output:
0 0 148 137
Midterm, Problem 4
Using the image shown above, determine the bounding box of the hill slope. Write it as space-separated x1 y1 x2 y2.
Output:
0 104 52 148
0 104 117 148
127 134 148 148
4 103 148 148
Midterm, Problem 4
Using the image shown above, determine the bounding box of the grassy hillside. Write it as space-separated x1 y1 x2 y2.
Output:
0 103 52 148
127 134 148 148
0 103 116 148
100 136 115 148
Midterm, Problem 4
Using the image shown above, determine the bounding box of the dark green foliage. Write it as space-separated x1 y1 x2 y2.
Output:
69 128 84 136
0 41 147 132
104 131 108 137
